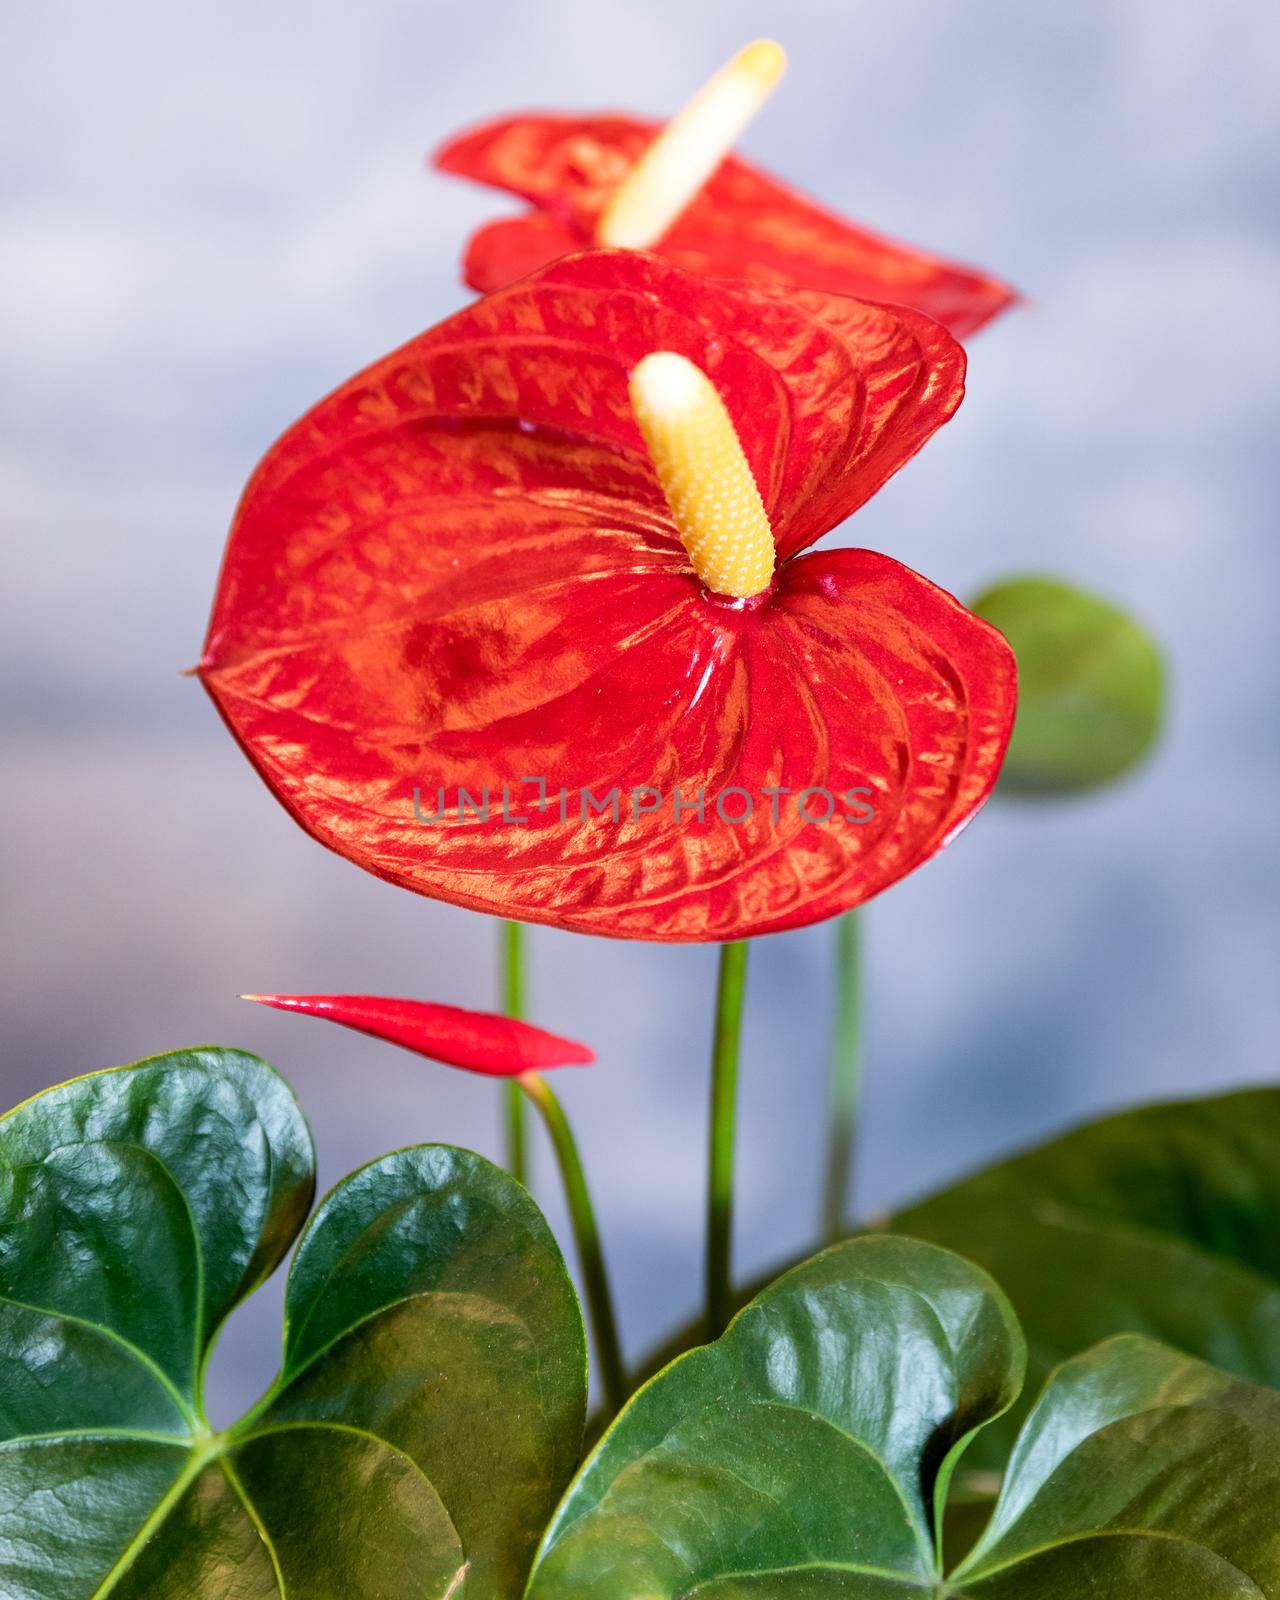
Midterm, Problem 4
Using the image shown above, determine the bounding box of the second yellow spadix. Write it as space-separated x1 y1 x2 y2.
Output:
629 352 776 600
596 40 787 250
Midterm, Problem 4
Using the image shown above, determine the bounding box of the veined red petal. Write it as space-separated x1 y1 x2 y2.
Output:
242 993 594 1074
201 253 1013 941
435 115 1017 338
203 250 962 577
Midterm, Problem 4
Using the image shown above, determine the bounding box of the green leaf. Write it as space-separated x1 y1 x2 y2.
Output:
525 1236 1025 1598
892 1086 1280 1468
0 1049 587 1597
953 1336 1280 1596
971 574 1164 793
641 1087 1280 1476
533 1237 1280 1597
0 1047 313 1437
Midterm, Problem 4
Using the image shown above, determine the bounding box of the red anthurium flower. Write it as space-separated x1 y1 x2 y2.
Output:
435 40 1016 338
200 249 1015 942
243 993 594 1074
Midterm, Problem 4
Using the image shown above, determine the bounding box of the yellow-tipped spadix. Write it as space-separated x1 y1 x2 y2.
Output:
596 40 786 250
629 352 776 600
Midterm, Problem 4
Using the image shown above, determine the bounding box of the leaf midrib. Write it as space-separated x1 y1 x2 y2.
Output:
10 1279 540 1595
0 1291 197 1429
35 1277 524 1600
742 1397 937 1578
73 1417 465 1600
89 1440 214 1600
235 1281 537 1440
951 1525 1265 1596
218 1455 286 1598
4 1133 210 1421
680 1556 941 1594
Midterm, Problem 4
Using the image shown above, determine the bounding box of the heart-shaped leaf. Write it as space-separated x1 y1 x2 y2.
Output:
892 1085 1280 1467
526 1236 1025 1596
971 575 1163 794
952 1336 1280 1596
0 1048 586 1597
530 1237 1280 1597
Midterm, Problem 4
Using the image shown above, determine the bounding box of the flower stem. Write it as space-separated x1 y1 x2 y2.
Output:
821 911 862 1243
706 939 749 1339
500 920 527 1185
519 1070 627 1418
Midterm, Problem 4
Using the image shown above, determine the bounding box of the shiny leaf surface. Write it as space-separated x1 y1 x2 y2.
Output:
526 1236 1025 1597
971 575 1163 794
953 1336 1280 1597
645 1087 1280 1457
0 1051 586 1597
243 993 594 1074
435 115 1017 338
893 1086 1280 1468
531 1237 1280 1597
201 250 1015 942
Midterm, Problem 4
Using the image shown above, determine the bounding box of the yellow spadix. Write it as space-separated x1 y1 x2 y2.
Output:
629 351 775 601
596 40 787 250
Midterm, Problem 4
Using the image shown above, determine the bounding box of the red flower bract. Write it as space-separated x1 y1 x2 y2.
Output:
435 115 1017 338
200 250 1015 942
243 993 593 1075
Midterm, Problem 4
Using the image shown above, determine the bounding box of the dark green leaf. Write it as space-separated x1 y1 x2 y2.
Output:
0 1050 586 1597
953 1336 1280 1597
0 1047 313 1434
526 1236 1024 1598
642 1087 1280 1476
971 575 1164 793
892 1086 1280 1466
537 1237 1280 1597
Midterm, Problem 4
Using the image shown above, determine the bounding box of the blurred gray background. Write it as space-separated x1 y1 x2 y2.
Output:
3 0 1278 1417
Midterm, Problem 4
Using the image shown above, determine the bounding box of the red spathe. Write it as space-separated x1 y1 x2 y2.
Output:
435 115 1017 338
201 252 1016 942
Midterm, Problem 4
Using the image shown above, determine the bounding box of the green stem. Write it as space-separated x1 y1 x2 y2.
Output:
821 911 862 1243
500 920 527 1185
519 1070 627 1418
706 939 749 1339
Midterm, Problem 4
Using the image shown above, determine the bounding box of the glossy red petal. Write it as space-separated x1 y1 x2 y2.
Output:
202 251 962 591
243 993 594 1074
435 115 1017 338
202 254 1010 941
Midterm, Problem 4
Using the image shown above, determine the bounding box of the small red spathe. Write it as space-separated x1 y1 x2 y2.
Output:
243 994 594 1075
